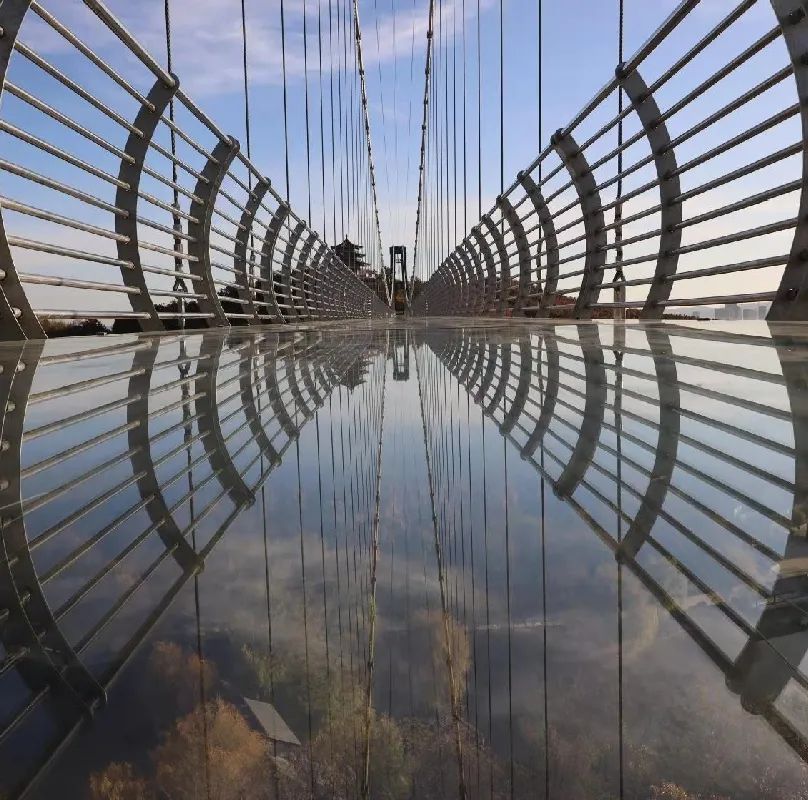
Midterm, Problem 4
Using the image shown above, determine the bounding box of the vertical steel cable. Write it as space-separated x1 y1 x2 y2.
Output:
353 0 389 300
164 0 187 327
615 6 626 785
329 0 339 243
499 0 504 197
303 0 313 224
280 0 291 199
504 431 515 798
614 0 626 319
462 0 468 236
411 0 437 290
452 0 458 249
240 0 255 304
318 0 328 239
476 0 482 220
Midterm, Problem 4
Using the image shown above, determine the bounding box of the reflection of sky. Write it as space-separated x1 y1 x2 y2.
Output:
5 322 808 797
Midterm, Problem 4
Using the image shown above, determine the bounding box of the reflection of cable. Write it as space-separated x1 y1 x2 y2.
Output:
539 336 549 798
361 345 388 799
416 344 468 799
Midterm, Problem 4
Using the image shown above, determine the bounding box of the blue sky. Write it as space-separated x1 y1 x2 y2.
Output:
0 0 799 313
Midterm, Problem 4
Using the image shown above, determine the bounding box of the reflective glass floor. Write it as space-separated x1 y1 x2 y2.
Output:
2 319 808 799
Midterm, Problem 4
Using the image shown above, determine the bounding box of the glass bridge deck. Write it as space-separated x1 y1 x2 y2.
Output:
1 318 808 799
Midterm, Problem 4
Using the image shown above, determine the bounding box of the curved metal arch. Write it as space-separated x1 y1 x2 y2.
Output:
501 337 533 434
0 1 44 340
460 236 486 315
115 76 180 332
187 136 240 327
518 171 560 314
769 0 808 320
499 196 532 315
259 204 289 322
293 230 318 319
194 334 255 504
554 325 606 496
0 342 107 715
305 242 328 319
470 224 498 315
447 255 465 314
480 214 510 314
279 221 307 323
617 67 682 319
551 129 607 318
234 177 272 324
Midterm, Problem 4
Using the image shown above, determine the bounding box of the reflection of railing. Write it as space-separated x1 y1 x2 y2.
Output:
0 329 378 796
0 1 388 341
428 322 808 760
413 0 808 320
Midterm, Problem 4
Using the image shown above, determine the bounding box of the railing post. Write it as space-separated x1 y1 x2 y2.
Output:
461 237 486 315
617 65 682 319
259 204 290 322
187 136 240 327
499 195 532 315
235 177 272 324
518 171 559 314
294 230 318 319
480 213 510 314
455 245 476 315
552 129 606 318
0 0 43 340
769 0 808 320
116 76 180 331
280 220 306 322
470 225 497 314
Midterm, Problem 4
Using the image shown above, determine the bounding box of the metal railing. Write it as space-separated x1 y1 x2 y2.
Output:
0 0 389 341
413 0 808 320
423 320 808 763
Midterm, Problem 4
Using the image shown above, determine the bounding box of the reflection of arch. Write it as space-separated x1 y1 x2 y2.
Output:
501 337 532 435
0 328 370 795
0 342 107 720
194 334 256 504
617 327 680 558
728 328 808 716
127 341 206 573
431 322 808 761
554 325 605 498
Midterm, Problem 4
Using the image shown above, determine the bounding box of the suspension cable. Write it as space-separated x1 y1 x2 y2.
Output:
164 0 186 326
279 0 291 199
412 0 437 289
352 0 389 300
